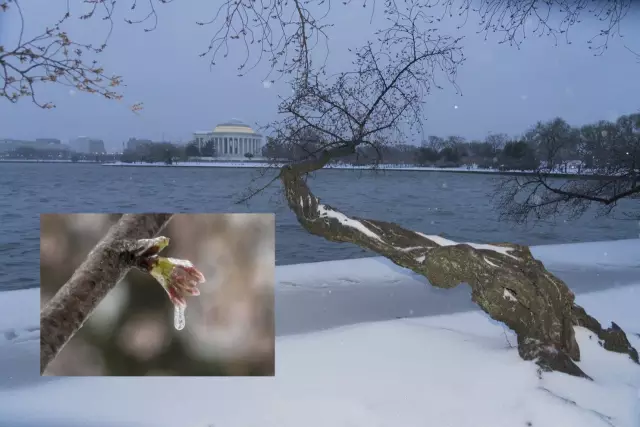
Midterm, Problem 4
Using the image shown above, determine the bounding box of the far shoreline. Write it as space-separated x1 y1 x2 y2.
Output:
0 158 614 179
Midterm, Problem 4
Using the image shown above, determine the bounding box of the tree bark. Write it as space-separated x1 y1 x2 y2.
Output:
279 165 639 378
40 214 173 374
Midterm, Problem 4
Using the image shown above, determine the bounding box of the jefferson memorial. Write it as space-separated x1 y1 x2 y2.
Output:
193 119 263 159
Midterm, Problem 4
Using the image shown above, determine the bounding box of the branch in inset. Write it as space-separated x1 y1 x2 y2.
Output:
40 213 174 374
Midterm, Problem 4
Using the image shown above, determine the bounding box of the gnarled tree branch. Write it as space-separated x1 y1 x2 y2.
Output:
279 164 639 378
40 213 173 374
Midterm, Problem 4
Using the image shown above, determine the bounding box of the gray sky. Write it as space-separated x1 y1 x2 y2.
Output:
1 0 639 152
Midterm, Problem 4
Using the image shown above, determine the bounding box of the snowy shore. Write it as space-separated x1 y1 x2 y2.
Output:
101 160 592 176
0 159 599 176
0 238 639 427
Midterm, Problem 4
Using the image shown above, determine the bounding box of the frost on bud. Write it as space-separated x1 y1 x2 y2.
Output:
146 256 205 330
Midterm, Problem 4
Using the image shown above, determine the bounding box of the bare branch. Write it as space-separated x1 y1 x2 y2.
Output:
437 0 636 56
0 0 127 108
495 114 640 223
263 2 463 171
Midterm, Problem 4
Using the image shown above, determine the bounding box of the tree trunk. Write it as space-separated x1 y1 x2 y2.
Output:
279 165 638 378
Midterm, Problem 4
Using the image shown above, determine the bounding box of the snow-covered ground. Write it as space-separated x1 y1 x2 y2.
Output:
0 159 595 175
0 239 639 427
103 160 279 168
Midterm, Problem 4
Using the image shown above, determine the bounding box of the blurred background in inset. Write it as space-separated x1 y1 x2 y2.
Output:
40 213 274 376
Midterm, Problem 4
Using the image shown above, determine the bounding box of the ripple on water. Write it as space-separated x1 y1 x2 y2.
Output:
0 212 22 220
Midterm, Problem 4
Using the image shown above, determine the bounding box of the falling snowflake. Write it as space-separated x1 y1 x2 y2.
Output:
453 105 459 109
263 81 273 89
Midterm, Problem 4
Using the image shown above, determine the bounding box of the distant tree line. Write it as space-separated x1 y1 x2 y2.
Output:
120 142 190 165
183 140 217 158
262 112 640 174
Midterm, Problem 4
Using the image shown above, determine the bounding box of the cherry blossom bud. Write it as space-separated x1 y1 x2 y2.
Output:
147 257 205 309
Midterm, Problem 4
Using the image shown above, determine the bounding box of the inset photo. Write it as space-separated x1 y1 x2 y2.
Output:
40 213 274 376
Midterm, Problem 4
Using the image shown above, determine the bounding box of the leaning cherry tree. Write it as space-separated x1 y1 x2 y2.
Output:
258 2 638 378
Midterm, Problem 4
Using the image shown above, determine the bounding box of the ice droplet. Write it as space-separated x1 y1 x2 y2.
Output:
174 305 186 331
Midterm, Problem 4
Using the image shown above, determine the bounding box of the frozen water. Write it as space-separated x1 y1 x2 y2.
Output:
174 305 185 331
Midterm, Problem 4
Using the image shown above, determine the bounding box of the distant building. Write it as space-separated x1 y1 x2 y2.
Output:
126 138 154 151
0 138 71 153
36 138 61 145
70 137 106 154
0 139 29 153
193 119 263 159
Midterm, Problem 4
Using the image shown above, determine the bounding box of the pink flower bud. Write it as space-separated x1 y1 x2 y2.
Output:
149 257 205 309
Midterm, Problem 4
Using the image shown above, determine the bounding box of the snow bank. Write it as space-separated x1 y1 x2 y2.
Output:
103 161 277 168
276 238 640 290
100 161 593 175
0 288 39 332
0 239 639 427
529 239 640 269
1 286 639 427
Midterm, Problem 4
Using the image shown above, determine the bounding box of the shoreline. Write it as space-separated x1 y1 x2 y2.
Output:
0 159 99 164
0 159 609 179
103 163 601 179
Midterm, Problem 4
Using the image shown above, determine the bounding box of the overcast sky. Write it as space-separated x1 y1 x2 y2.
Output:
1 0 639 152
